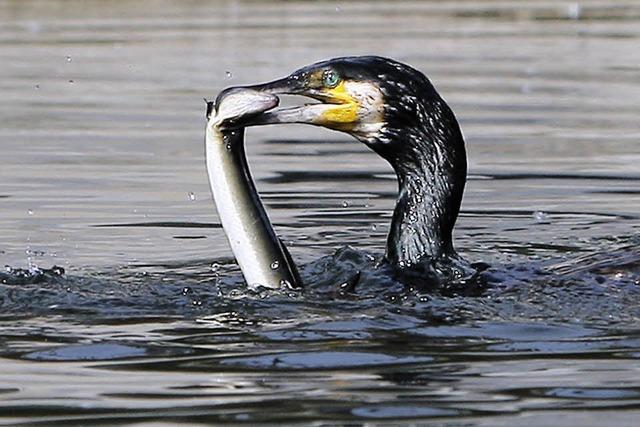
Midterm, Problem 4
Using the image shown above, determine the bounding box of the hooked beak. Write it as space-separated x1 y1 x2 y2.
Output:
245 76 335 127
217 75 354 129
244 76 307 96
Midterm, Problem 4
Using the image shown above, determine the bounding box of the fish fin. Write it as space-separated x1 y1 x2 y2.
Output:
337 271 361 294
278 237 303 288
205 99 215 120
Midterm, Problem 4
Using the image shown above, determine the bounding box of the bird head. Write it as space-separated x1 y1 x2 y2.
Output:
228 56 450 161
215 56 469 269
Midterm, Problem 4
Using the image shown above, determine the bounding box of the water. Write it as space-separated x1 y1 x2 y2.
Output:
1 0 639 425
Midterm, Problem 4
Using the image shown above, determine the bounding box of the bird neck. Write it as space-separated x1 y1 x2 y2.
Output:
381 102 467 268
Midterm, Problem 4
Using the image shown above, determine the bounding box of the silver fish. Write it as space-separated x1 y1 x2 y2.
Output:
205 88 301 289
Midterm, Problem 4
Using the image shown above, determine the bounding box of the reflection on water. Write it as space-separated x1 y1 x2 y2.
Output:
0 0 639 425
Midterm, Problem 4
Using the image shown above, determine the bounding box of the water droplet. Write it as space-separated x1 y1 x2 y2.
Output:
279 279 291 288
26 248 38 273
335 5 341 12
27 209 33 216
342 200 349 207
371 224 377 231
210 263 220 276
533 211 548 223
65 55 72 62
567 2 581 20
187 192 196 201
34 84 40 90
68 79 74 84
270 261 279 270
226 144 232 150
225 71 232 79
182 286 192 295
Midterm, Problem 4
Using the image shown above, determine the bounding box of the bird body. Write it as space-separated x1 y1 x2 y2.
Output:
209 56 476 289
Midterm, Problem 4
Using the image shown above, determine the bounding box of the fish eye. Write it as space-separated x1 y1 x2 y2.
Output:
322 70 340 88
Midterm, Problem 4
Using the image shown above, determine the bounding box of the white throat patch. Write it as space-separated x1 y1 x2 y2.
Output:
344 81 385 140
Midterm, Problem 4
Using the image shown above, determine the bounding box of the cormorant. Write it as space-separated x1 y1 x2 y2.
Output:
210 56 475 289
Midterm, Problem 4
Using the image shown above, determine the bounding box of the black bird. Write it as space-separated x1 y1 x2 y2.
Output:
219 56 476 287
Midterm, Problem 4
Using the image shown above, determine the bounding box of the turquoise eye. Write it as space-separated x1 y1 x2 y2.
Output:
323 70 340 88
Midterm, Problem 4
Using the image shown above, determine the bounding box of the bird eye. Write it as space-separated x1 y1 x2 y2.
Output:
322 70 340 88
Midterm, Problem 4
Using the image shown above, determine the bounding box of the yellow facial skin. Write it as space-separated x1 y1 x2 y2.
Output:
298 70 384 137
314 81 359 131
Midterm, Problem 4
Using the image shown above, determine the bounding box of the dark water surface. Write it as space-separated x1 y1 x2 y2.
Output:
1 0 639 425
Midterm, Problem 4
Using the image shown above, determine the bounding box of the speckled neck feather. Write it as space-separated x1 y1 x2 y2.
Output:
369 78 467 269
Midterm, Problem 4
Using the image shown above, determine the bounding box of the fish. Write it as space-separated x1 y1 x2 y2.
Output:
204 88 301 289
